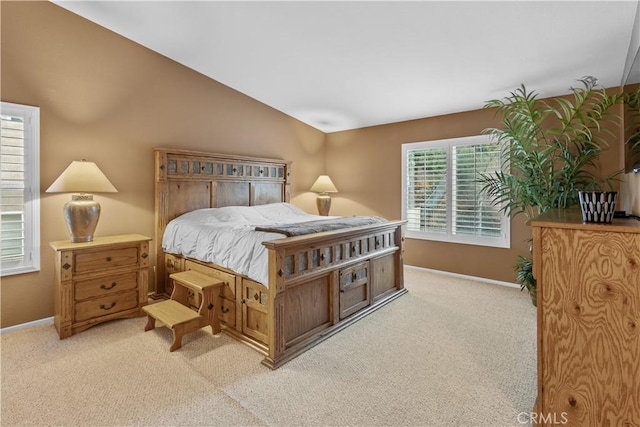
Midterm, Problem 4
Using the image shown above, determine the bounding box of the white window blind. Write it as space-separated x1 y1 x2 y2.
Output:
1 102 40 276
405 146 448 234
402 135 509 248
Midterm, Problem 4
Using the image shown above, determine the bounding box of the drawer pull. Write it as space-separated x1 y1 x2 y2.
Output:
105 257 112 262
100 302 116 311
207 303 214 310
100 282 117 290
254 293 260 301
221 306 230 314
352 272 358 281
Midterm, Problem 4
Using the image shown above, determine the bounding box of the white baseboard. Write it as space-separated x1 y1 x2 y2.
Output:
1 267 518 334
0 317 54 335
405 264 520 289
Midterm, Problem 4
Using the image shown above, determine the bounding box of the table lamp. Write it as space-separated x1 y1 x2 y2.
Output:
46 159 117 242
310 175 338 216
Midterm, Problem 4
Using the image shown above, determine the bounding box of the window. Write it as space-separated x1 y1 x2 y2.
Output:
402 135 509 248
1 102 40 276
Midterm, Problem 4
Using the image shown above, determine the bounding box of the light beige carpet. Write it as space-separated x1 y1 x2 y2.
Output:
1 267 536 426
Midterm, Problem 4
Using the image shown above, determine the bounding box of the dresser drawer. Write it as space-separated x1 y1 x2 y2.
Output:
74 247 139 274
165 253 183 272
339 261 370 320
219 297 236 327
184 260 236 299
241 278 268 344
74 272 138 301
74 290 138 323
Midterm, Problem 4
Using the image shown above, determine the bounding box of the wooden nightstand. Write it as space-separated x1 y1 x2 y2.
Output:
50 234 152 339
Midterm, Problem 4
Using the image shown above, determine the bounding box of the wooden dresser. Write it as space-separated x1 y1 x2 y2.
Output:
530 209 640 426
50 234 151 339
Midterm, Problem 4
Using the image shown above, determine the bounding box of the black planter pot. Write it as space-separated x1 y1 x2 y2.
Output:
578 191 618 224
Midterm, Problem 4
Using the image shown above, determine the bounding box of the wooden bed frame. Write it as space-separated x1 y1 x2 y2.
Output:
154 148 407 368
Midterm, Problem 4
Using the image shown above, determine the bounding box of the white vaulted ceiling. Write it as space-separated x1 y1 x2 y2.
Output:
53 1 640 133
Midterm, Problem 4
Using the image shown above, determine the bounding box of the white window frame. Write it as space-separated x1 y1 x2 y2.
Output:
1 102 40 276
401 135 510 248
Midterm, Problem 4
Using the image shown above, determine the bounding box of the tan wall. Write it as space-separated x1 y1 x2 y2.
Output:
625 172 640 215
325 101 625 283
0 1 325 328
1 1 629 327
621 83 640 215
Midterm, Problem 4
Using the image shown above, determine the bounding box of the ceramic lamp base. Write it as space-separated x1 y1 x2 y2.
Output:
316 194 332 216
63 194 101 242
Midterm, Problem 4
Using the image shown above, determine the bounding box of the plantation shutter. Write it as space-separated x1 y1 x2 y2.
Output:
1 114 26 262
402 135 509 248
405 146 447 233
451 141 503 238
1 102 40 276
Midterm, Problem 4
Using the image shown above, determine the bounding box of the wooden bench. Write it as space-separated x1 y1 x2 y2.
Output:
142 270 224 351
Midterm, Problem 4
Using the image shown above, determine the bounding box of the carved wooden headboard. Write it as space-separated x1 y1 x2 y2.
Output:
154 147 291 294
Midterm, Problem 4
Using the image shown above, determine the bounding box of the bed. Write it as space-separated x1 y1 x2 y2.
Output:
154 148 407 368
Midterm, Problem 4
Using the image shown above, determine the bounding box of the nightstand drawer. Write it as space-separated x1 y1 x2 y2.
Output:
74 247 139 273
75 290 138 322
75 272 138 301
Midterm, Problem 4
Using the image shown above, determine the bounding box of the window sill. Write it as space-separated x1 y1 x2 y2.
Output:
1 266 40 277
405 231 510 249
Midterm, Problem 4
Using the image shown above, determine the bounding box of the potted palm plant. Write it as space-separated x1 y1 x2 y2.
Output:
480 76 623 305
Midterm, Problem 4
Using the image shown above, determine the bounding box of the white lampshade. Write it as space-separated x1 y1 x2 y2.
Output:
46 160 117 243
309 175 338 194
46 160 117 194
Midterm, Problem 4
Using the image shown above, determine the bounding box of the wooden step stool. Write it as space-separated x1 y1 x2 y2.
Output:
142 270 224 351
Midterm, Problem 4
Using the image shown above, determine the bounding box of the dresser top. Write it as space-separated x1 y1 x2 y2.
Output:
530 209 640 233
49 234 152 251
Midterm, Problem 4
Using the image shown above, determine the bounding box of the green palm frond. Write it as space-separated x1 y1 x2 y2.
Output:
480 76 624 220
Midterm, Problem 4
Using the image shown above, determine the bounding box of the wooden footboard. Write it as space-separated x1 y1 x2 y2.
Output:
262 220 406 368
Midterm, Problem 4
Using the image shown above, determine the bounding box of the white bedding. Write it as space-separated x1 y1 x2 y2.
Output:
162 203 336 286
